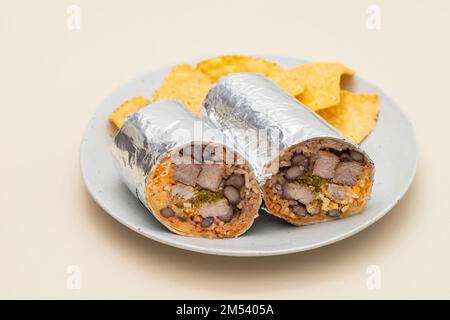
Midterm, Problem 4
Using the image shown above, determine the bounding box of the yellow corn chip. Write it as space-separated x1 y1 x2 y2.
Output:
197 55 303 96
109 96 150 128
290 63 354 111
317 90 380 144
152 64 212 115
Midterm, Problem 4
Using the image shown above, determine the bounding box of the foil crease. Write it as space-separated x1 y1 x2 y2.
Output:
112 100 229 209
201 73 373 185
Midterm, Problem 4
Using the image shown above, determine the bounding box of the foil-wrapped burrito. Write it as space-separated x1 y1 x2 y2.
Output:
112 100 261 238
202 73 374 225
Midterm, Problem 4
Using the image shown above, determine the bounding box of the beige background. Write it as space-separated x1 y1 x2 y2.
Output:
1 0 449 299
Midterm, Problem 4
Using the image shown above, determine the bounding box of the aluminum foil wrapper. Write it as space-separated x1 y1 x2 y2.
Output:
201 73 374 186
112 100 231 209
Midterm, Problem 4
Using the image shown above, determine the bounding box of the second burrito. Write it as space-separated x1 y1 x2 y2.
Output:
202 73 374 226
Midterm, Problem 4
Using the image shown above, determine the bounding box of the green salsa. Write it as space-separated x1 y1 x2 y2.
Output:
189 190 224 208
297 175 330 193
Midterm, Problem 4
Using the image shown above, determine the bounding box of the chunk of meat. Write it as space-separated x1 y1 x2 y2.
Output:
282 183 314 205
199 199 233 218
197 164 224 191
312 151 340 179
285 166 305 180
327 183 347 201
203 145 227 163
171 183 195 199
175 143 203 164
173 164 201 186
291 154 309 168
172 145 201 164
333 161 363 185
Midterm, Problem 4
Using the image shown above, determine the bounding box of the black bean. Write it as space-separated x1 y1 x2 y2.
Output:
224 174 245 189
285 166 304 180
350 150 364 162
160 207 175 218
340 153 352 161
223 186 240 205
292 204 307 217
232 205 241 214
330 148 344 156
291 154 309 168
218 210 234 222
201 217 214 228
327 210 341 217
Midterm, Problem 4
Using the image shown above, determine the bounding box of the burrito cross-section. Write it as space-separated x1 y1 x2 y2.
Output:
202 73 374 226
262 138 373 225
112 100 261 238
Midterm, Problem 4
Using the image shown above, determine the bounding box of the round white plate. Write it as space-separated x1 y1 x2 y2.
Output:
80 55 417 256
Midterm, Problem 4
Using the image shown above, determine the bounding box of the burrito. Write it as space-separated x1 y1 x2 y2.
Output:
112 100 261 238
202 73 374 226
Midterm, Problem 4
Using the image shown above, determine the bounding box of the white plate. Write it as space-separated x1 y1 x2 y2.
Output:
80 55 417 256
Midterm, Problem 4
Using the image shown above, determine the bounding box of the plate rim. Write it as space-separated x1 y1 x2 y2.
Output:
79 54 418 256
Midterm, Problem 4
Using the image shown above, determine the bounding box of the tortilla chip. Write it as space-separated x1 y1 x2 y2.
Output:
290 63 354 111
152 64 212 115
197 55 303 96
317 90 380 144
109 96 150 128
